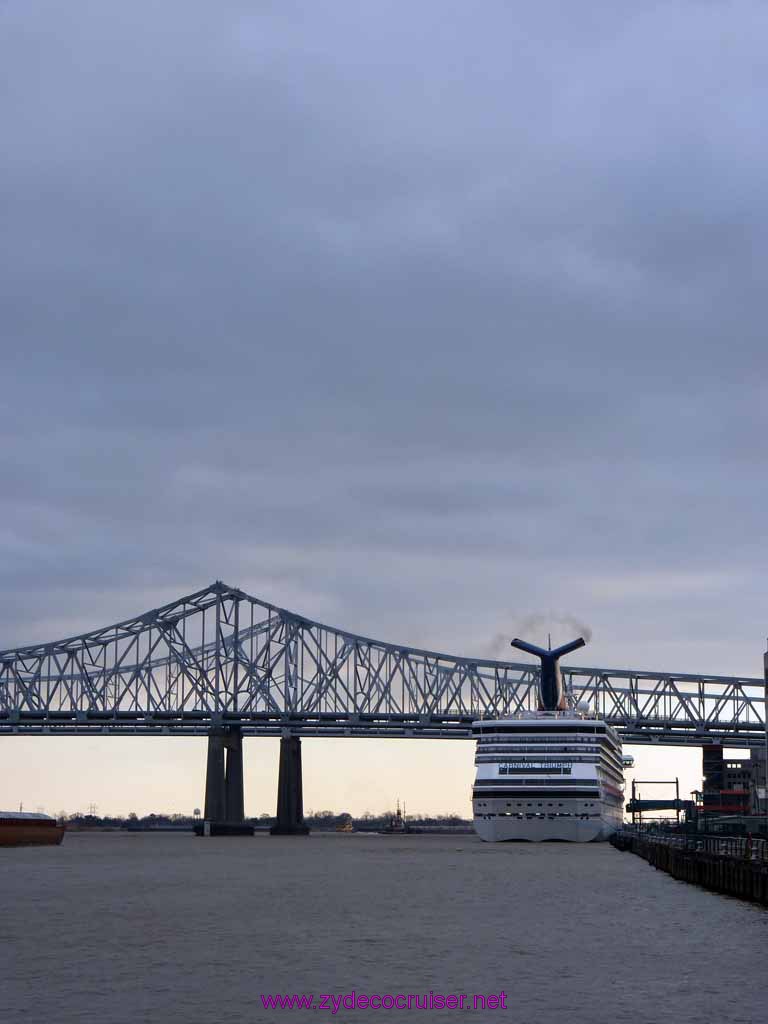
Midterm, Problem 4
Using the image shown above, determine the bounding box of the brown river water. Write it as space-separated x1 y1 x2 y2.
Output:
3 832 766 1024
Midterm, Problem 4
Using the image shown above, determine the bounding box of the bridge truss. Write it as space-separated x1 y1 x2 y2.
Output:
1 581 765 746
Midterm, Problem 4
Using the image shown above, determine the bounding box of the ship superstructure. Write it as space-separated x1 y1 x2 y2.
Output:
472 635 626 842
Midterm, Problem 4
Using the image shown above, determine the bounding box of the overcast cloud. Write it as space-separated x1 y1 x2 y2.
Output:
2 2 768 811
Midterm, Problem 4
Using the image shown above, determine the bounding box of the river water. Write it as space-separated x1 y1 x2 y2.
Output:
3 832 766 1023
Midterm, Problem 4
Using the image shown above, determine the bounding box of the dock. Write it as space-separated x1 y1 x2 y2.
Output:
611 828 768 905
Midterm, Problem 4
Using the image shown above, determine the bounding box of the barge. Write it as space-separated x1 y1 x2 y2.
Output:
0 811 66 847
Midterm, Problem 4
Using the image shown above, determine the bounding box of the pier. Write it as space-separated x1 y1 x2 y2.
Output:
611 829 768 905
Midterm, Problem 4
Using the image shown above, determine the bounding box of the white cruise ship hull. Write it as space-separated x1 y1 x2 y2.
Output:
473 812 617 843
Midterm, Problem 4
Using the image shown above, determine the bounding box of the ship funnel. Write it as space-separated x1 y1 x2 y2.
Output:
510 636 587 711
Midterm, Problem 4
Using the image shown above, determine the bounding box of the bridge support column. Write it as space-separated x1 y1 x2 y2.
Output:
271 736 310 835
224 725 244 823
204 727 226 823
201 726 252 835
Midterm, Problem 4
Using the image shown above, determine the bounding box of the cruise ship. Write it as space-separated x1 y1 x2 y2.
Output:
472 636 629 842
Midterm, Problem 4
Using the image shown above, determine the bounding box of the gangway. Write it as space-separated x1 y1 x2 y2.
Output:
626 779 697 825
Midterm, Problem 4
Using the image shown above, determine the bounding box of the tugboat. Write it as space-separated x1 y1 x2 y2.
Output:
0 811 66 847
379 800 415 835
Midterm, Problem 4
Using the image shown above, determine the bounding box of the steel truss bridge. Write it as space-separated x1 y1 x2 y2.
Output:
1 581 766 747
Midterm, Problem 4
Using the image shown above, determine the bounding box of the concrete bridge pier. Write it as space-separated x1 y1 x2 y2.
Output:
225 726 245 822
201 725 251 835
271 735 310 835
204 727 226 822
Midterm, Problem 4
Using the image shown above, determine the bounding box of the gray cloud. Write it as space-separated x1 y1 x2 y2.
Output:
1 0 767 684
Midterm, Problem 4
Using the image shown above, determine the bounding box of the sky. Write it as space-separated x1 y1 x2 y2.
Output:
1 1 767 817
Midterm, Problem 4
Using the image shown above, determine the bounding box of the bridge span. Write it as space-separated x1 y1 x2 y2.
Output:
2 581 766 832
